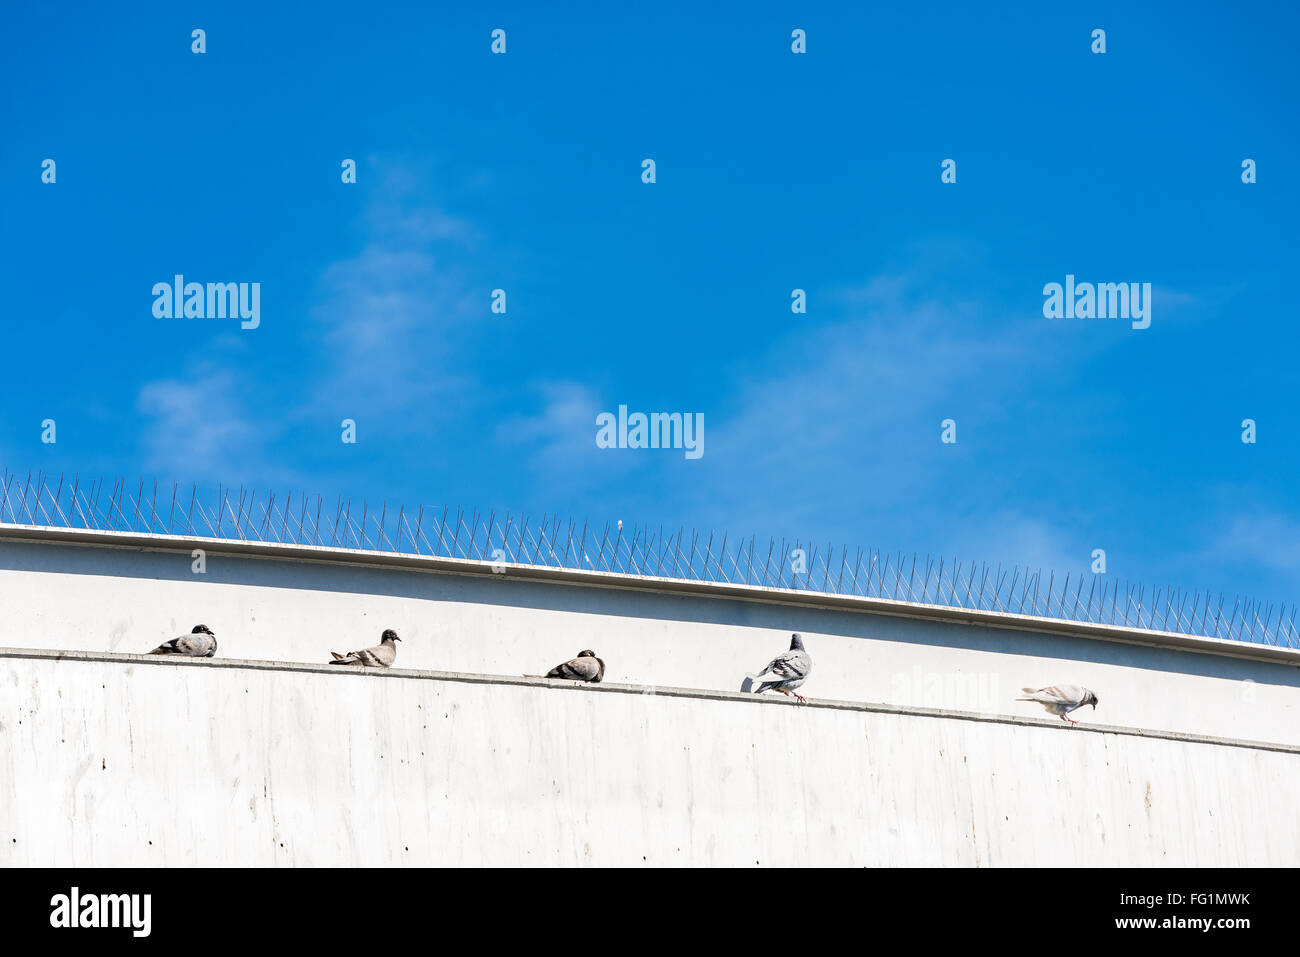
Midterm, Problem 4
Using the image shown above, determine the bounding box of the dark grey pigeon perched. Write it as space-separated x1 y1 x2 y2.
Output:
329 629 401 668
748 633 812 702
542 649 605 682
147 624 217 657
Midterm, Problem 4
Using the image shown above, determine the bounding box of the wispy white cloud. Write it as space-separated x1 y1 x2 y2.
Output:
307 161 481 418
1211 510 1300 579
136 366 258 479
129 161 484 489
496 381 636 476
496 248 1139 579
942 510 1087 577
497 382 596 444
700 273 1033 519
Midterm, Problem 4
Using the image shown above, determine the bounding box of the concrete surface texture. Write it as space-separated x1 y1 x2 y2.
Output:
1 533 1299 866
1 535 1297 745
1 652 1296 867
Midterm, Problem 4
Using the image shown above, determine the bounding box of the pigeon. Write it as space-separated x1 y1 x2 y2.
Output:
146 624 217 657
1017 685 1099 723
537 649 605 682
747 633 812 703
329 629 401 668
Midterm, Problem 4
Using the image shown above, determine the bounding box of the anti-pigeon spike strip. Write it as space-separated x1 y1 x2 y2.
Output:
0 468 1294 650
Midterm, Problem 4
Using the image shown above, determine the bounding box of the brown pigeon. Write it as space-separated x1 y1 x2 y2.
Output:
329 629 401 668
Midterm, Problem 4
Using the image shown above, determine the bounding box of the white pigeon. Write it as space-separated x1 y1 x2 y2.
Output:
747 633 812 702
146 624 217 657
1017 684 1099 723
329 629 401 668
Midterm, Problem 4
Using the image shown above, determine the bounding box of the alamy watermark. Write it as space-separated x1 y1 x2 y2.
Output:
595 405 703 459
50 887 151 937
152 275 260 329
1043 274 1151 330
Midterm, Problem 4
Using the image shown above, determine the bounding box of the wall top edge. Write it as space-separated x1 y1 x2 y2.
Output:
3 522 1299 668
2 644 1297 755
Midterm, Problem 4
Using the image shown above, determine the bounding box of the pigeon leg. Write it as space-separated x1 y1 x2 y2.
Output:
792 691 807 704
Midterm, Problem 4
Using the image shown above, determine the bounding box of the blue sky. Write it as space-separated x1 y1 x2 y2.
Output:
2 2 1297 608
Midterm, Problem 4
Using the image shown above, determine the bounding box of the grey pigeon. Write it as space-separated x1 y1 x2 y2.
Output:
1017 684 1098 723
329 629 401 668
748 633 812 702
146 624 217 657
540 649 605 682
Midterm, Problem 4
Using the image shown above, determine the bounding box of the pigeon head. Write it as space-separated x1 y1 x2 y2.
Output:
789 633 805 651
1085 690 1099 709
192 624 214 636
382 629 401 642
576 649 597 658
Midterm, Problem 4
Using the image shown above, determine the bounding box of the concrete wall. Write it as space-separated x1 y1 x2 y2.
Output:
2 533 1298 747
2 530 1299 865
2 652 1297 867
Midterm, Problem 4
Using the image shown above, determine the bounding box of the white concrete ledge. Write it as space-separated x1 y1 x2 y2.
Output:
4 523 1299 667
4 645 1297 756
